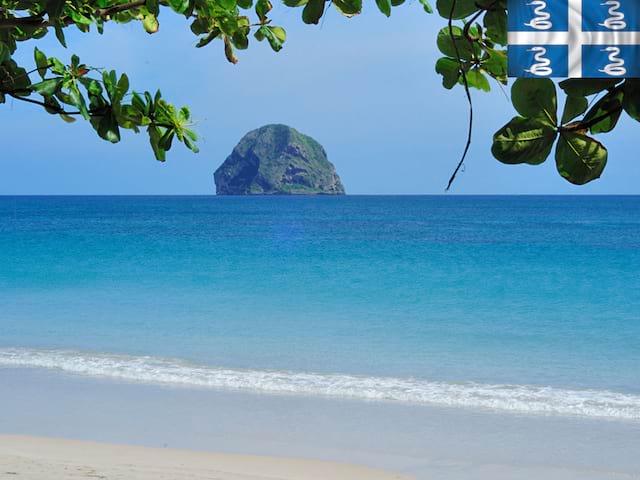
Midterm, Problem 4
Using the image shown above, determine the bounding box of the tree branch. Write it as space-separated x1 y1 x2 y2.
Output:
8 92 93 115
96 0 147 18
7 91 175 130
0 0 147 30
0 15 49 29
560 86 624 133
560 106 623 132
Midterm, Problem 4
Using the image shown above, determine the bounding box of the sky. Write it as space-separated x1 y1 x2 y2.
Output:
1 3 639 195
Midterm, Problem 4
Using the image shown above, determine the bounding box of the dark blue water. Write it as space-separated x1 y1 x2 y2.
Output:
1 196 639 417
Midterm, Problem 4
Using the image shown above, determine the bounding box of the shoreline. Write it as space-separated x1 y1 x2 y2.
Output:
2 367 640 480
0 435 410 480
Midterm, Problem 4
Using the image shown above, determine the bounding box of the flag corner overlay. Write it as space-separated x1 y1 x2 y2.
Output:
507 0 639 78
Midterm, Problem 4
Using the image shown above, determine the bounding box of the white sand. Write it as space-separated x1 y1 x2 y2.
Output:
0 435 410 480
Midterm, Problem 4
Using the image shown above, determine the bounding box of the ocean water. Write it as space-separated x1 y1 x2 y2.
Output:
1 195 639 421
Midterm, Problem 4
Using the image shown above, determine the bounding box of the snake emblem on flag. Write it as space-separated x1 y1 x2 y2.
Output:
507 0 640 78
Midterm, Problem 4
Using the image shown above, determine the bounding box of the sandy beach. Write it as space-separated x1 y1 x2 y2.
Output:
3 367 640 480
0 435 409 480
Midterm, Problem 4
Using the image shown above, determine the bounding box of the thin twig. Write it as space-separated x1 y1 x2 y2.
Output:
445 0 474 191
8 92 91 115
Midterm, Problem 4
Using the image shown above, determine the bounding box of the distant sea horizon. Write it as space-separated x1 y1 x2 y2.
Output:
2 194 640 197
1 195 639 422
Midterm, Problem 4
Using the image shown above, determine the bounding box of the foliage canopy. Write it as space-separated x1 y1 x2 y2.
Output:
1 0 637 184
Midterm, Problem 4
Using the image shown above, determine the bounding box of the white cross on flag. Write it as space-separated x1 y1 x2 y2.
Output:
507 0 640 78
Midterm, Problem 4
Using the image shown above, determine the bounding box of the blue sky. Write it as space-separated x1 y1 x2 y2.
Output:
1 3 638 194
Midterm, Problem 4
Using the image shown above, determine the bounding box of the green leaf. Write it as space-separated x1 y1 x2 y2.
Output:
34 48 49 79
118 105 142 130
92 110 121 143
256 25 286 51
231 31 249 49
217 0 237 9
436 26 480 61
178 106 190 122
79 78 103 96
623 79 640 122
59 114 76 123
143 14 159 33
54 26 67 48
183 133 200 153
237 0 253 8
418 0 433 13
555 132 607 185
68 10 93 25
558 79 620 97
196 28 222 48
43 95 62 114
131 92 146 113
46 0 65 19
332 0 362 16
148 125 167 161
492 116 557 165
223 36 238 64
159 129 175 150
302 0 325 24
68 84 89 119
255 0 272 21
436 0 478 19
31 78 62 96
511 78 557 126
102 70 116 100
49 57 66 75
0 43 10 64
190 18 209 35
375 0 391 16
435 57 459 89
465 69 490 92
582 88 623 134
482 49 507 83
561 96 588 125
147 0 160 15
115 74 129 103
100 116 122 142
168 0 190 13
484 8 507 45
55 90 72 105
4 63 32 91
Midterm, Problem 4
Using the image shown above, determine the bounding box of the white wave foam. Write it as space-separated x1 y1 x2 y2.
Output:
1 348 639 421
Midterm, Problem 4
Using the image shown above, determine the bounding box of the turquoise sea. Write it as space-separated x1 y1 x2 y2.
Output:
1 195 639 421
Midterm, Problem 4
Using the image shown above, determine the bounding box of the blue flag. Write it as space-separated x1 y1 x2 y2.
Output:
507 0 640 78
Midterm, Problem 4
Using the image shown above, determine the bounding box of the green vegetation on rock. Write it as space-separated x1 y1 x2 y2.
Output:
214 124 345 195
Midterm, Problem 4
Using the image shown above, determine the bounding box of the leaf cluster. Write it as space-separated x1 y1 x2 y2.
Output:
1 47 198 160
492 78 638 185
0 0 295 158
434 0 507 92
0 0 435 159
430 0 639 185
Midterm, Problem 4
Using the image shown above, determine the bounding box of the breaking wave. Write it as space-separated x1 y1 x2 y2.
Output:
1 348 639 421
